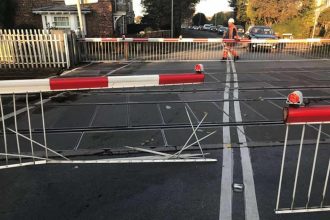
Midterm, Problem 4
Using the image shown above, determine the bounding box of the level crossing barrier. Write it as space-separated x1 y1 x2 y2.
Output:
0 72 215 170
78 38 330 62
276 91 330 214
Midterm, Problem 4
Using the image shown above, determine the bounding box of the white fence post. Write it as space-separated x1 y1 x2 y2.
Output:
63 33 70 69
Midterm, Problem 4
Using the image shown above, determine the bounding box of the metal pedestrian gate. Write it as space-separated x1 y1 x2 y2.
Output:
276 98 330 214
0 72 217 170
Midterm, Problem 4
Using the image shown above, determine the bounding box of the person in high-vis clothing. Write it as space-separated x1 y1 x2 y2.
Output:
222 18 240 61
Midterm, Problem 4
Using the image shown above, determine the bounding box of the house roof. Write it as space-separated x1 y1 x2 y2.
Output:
33 5 91 14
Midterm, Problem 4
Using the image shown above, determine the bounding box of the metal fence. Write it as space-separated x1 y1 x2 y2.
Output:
0 29 70 69
78 38 330 62
276 104 330 214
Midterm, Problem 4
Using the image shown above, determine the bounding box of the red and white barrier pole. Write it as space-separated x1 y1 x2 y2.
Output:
284 106 330 124
0 73 205 94
81 37 328 44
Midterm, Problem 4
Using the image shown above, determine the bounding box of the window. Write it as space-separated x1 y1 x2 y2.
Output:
53 17 70 28
251 27 273 35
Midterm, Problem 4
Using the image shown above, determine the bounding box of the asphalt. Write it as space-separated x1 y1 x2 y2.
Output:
0 30 330 220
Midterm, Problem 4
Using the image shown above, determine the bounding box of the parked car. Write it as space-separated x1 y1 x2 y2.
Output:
245 26 281 51
210 26 218 32
236 25 245 34
218 27 228 36
203 24 212 31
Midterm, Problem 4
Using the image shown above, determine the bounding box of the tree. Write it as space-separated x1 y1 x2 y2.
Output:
246 0 314 26
192 13 208 26
318 8 330 26
228 0 248 25
210 12 233 26
141 0 200 36
318 8 330 37
0 0 16 28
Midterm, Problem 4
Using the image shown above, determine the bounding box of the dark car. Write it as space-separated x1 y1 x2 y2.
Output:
218 27 228 36
236 25 245 34
245 26 280 51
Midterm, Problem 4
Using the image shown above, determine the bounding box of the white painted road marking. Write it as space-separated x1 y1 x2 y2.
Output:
231 60 260 220
106 62 133 75
219 60 233 220
60 62 94 76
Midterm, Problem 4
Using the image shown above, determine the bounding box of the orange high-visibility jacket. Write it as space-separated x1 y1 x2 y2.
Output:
224 25 239 39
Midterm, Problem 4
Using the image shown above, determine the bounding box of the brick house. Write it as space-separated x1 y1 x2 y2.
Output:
12 0 134 37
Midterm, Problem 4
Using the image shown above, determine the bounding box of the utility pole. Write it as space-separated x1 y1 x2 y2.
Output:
76 0 85 38
171 0 174 38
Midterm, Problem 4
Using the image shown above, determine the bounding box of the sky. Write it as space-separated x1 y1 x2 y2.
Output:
133 0 232 17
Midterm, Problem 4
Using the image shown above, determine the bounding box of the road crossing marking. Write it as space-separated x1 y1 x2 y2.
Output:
231 60 260 220
219 60 233 220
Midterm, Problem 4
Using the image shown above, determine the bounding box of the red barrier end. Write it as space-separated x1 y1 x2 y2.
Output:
159 74 205 85
284 106 330 124
50 77 108 90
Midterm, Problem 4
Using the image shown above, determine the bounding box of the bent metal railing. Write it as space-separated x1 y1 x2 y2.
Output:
276 104 330 214
78 38 330 62
0 73 218 170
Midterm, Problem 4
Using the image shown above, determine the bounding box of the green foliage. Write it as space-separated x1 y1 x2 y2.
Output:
241 0 315 38
210 12 233 26
246 0 314 26
0 0 16 28
317 8 330 37
272 14 314 38
228 0 248 25
192 13 208 26
141 0 200 36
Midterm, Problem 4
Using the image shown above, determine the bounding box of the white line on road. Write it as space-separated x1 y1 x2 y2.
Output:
60 62 94 76
0 97 51 122
219 60 233 220
106 62 133 75
231 60 260 220
1 62 134 125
